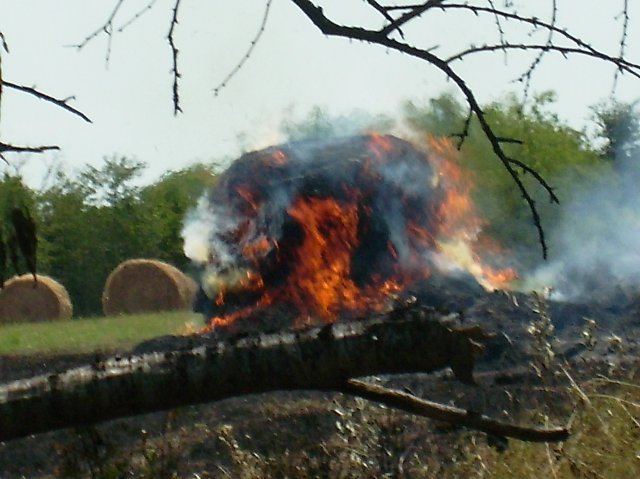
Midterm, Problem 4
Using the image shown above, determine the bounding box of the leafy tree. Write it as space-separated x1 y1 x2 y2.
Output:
404 92 605 265
37 159 216 316
0 174 38 284
592 100 640 166
139 164 217 271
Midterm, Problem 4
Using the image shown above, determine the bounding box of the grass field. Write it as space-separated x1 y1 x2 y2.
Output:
0 311 203 355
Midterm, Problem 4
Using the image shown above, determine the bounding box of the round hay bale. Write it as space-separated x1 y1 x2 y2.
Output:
102 259 198 316
0 274 73 323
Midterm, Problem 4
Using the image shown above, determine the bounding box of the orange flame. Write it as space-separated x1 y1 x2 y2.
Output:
203 133 517 330
282 195 362 320
421 135 517 289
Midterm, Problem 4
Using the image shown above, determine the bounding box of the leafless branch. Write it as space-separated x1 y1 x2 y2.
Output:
446 44 640 80
70 0 125 64
380 1 445 37
214 0 274 97
0 143 60 154
435 4 605 63
1 81 91 123
514 0 557 104
117 0 159 33
342 379 570 442
612 0 630 93
450 108 473 149
167 0 183 114
486 0 507 60
365 0 405 38
290 0 558 257
0 31 9 53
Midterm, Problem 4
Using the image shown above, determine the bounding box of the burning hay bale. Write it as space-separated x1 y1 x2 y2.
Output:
102 259 198 316
0 274 72 323
184 133 515 330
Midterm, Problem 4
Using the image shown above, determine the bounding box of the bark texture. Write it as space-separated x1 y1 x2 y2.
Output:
0 310 481 441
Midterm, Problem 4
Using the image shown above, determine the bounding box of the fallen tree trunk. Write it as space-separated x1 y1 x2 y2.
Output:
0 310 481 441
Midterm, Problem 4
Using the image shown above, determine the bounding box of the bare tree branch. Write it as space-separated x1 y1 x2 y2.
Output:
514 0 557 104
485 0 506 50
612 0 630 93
440 3 596 55
0 32 9 53
446 44 640 79
290 0 558 257
69 0 125 64
117 0 159 33
342 379 570 443
0 143 60 154
365 0 405 38
167 0 183 114
214 0 274 97
380 1 445 37
1 81 92 123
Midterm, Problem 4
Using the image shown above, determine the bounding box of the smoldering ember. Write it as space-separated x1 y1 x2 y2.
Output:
1 133 640 451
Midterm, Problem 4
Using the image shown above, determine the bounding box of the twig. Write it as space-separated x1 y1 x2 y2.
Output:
167 0 183 114
2 81 91 123
593 375 640 390
342 378 570 442
214 0 274 97
117 0 158 33
486 0 507 62
589 394 640 409
70 0 125 64
546 440 560 479
450 108 473 150
612 0 630 94
380 1 444 37
514 0 557 104
446 43 640 79
438 3 613 61
365 0 405 38
0 31 9 53
0 143 60 154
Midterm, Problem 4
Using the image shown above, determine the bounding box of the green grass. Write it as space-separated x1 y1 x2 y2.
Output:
0 311 203 355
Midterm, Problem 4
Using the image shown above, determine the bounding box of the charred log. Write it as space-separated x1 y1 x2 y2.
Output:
0 309 483 442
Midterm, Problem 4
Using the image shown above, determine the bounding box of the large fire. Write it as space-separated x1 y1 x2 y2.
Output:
184 134 515 331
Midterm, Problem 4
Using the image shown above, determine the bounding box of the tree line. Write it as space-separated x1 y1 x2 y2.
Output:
1 94 636 316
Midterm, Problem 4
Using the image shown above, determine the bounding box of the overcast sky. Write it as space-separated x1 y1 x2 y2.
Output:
0 1 638 188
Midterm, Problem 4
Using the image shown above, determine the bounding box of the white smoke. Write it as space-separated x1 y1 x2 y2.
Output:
182 195 238 268
526 117 640 300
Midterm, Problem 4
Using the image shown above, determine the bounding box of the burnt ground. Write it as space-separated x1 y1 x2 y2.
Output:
1 289 639 478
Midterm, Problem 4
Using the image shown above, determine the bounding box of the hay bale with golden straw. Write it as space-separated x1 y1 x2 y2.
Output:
102 259 198 316
0 274 73 323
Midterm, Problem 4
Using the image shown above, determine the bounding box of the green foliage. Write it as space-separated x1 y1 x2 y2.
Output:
592 100 640 163
0 174 38 284
404 92 605 265
139 164 217 271
36 159 216 316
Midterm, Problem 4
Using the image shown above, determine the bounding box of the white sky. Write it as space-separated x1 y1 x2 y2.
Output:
0 0 638 188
